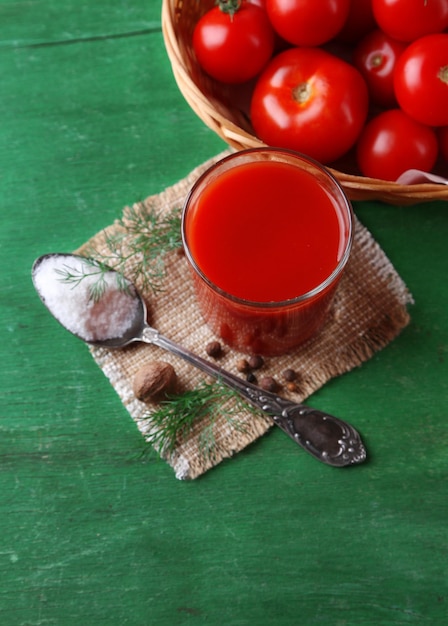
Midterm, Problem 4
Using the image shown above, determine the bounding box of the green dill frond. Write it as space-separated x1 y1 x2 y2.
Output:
85 202 183 295
58 203 182 301
54 258 119 303
143 380 256 461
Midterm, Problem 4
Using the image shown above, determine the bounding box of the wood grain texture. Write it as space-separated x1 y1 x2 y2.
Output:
1 1 447 624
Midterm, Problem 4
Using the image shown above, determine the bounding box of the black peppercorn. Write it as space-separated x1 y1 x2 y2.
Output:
246 372 257 384
205 340 223 358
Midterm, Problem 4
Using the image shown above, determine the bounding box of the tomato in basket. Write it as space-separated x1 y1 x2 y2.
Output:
192 0 275 84
356 109 438 181
353 29 407 108
265 0 350 47
394 33 448 127
250 46 369 164
372 0 448 43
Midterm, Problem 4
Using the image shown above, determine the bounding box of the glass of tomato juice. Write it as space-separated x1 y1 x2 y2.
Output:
182 148 353 356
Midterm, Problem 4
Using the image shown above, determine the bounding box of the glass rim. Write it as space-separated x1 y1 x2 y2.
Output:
181 147 354 310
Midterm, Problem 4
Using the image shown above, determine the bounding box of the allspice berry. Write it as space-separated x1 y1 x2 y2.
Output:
133 361 178 401
260 376 279 393
282 368 297 382
205 340 222 358
248 355 264 370
236 358 250 373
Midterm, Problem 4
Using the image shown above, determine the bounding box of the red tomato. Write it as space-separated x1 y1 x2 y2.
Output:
265 0 350 47
337 0 376 44
247 0 291 51
353 29 407 108
394 34 448 127
250 47 369 164
192 1 275 84
372 0 448 43
356 109 438 180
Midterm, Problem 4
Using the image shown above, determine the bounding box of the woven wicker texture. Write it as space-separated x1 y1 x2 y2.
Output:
161 0 448 205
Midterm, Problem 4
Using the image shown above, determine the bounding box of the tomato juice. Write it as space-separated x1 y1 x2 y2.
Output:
182 149 353 356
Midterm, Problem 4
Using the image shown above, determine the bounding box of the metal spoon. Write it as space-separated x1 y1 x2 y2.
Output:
32 253 367 467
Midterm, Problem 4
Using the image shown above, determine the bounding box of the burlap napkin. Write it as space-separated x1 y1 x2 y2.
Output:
77 151 412 479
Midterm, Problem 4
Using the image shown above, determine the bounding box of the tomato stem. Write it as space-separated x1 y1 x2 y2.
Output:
292 82 312 104
371 53 384 69
217 0 241 18
438 65 448 85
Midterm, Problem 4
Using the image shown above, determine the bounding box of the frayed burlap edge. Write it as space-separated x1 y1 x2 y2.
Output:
77 151 413 479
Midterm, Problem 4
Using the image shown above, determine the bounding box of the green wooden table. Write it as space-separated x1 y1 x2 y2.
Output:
1 2 447 624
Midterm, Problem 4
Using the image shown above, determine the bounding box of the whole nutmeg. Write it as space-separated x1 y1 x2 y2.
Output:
133 361 177 401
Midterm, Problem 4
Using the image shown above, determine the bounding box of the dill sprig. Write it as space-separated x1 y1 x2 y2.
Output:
84 202 183 295
144 380 256 461
54 258 131 303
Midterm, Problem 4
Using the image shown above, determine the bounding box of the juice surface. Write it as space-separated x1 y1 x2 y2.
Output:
187 160 346 302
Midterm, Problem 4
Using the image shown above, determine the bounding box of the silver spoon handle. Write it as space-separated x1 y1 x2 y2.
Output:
141 325 366 467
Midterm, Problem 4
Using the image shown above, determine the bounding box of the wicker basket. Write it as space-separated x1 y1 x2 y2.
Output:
161 0 448 205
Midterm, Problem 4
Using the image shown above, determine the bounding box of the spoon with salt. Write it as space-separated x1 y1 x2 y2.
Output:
32 253 367 467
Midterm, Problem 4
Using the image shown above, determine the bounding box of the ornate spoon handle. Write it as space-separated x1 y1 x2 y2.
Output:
141 325 367 467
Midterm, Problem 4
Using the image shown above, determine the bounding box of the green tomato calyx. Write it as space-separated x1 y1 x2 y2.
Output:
217 0 242 18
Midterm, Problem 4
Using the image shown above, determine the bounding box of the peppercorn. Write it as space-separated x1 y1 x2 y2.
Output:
236 358 250 373
246 372 257 384
260 376 279 392
205 340 223 358
248 354 264 370
282 368 297 382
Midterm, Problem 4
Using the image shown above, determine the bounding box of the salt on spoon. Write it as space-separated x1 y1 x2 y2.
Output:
32 253 142 345
31 253 367 468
